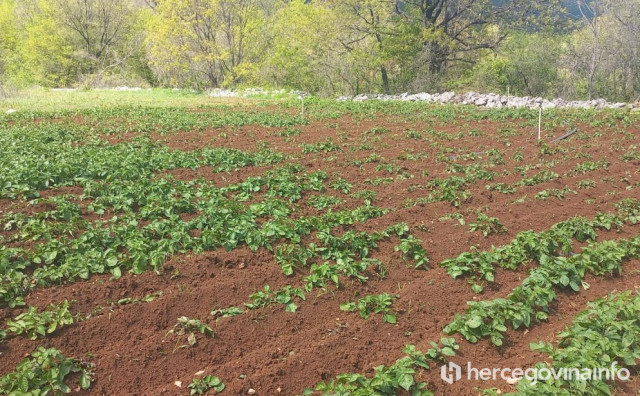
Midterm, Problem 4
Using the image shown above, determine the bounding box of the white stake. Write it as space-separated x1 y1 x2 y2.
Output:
301 96 305 120
538 103 542 140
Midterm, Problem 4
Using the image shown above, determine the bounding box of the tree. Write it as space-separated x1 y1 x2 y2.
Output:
52 0 136 71
401 0 564 75
563 0 640 101
0 0 18 82
144 0 265 89
575 0 600 100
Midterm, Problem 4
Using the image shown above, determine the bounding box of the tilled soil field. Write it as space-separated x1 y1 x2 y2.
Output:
1 99 639 395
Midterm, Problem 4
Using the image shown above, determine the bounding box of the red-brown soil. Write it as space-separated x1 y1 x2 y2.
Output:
1 106 639 395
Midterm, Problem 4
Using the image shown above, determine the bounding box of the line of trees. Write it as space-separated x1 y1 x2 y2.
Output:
0 0 638 101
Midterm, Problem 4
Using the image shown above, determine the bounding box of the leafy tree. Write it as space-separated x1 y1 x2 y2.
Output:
145 0 266 89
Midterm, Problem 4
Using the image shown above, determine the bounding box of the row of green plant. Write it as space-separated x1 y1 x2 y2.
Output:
0 131 286 200
445 233 640 346
3 104 308 133
0 347 94 394
440 199 640 293
304 338 459 395
214 223 429 315
1 149 402 307
484 291 640 395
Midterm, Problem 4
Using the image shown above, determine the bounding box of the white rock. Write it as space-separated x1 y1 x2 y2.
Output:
506 377 519 385
332 88 629 110
439 92 456 102
542 101 557 110
474 97 488 106
6 109 17 114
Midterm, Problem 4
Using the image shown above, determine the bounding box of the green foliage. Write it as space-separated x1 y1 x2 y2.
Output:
441 211 628 293
445 233 640 346
511 291 640 395
394 235 430 269
245 285 306 312
568 160 610 176
615 198 640 224
517 170 559 186
116 291 162 305
5 300 73 340
188 375 225 395
0 347 94 394
167 316 214 350
307 195 344 210
535 187 577 201
302 139 340 154
486 183 516 194
310 339 459 395
341 293 398 324
468 213 507 237
211 307 244 319
577 179 596 189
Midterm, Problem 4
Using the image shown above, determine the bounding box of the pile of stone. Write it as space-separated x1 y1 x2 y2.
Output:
338 91 636 110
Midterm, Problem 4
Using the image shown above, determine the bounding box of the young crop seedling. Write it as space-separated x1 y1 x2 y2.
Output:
577 179 596 189
116 291 162 305
394 235 430 269
535 187 577 201
340 293 399 324
188 375 225 395
245 285 306 312
516 291 640 395
404 129 423 139
5 300 73 340
307 195 344 210
301 139 340 153
211 307 244 319
0 347 94 394
485 183 516 194
309 339 459 394
329 177 352 194
166 316 214 351
425 337 460 362
615 198 640 224
468 213 507 237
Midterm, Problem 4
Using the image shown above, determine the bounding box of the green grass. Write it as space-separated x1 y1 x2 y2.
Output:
0 88 256 112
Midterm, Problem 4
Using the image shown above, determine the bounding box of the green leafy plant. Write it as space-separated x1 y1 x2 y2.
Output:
485 183 516 194
302 139 340 153
167 316 214 350
211 307 244 319
188 375 225 395
513 291 640 395
394 235 430 269
535 187 577 200
341 293 398 324
245 285 306 312
0 347 94 394
309 339 458 395
445 233 640 346
116 291 162 305
6 300 74 340
577 179 596 189
468 213 507 237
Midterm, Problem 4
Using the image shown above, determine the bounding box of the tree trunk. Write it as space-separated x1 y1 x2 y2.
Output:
381 65 390 94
